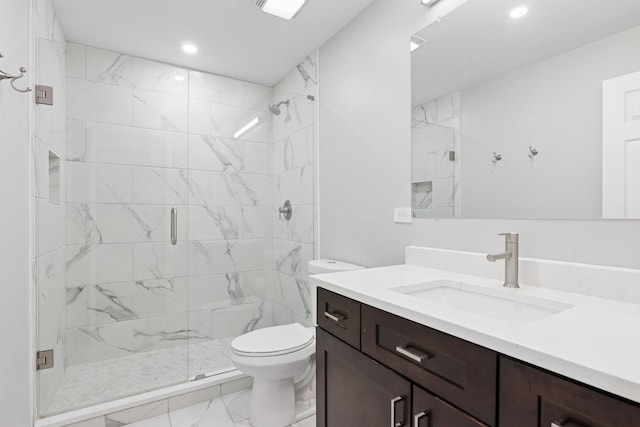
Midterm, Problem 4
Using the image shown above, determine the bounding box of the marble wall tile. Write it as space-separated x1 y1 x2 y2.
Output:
66 119 86 161
33 0 66 42
273 125 314 174
66 162 133 204
273 273 312 321
274 53 318 98
273 204 314 244
66 282 137 328
242 207 272 239
85 46 188 96
188 206 243 241
37 39 67 155
132 167 189 205
38 198 65 256
207 301 273 340
272 92 314 142
38 247 66 313
66 244 134 287
133 313 205 352
188 99 271 143
133 242 188 282
433 177 457 208
67 203 186 244
133 89 188 132
188 274 237 312
67 78 133 125
188 240 268 277
66 322 135 365
66 42 86 80
188 135 243 173
85 122 186 168
135 278 189 318
209 172 272 207
272 240 313 279
243 141 270 175
274 165 313 205
188 71 272 110
37 292 66 412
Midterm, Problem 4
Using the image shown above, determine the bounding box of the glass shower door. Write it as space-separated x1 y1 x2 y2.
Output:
36 40 192 415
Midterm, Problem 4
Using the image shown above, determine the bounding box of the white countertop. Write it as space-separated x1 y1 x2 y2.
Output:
311 264 640 404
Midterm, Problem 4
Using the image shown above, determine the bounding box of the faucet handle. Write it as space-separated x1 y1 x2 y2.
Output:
498 232 519 242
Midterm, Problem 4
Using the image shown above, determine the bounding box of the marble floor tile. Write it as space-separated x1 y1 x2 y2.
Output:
125 414 172 427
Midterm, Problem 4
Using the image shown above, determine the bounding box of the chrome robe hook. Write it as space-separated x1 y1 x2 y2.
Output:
0 53 32 93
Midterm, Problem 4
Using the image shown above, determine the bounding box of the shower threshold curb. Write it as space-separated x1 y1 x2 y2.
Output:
35 370 248 427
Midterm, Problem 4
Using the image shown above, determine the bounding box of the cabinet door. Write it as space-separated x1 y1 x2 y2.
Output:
317 328 412 427
413 385 489 427
500 357 640 427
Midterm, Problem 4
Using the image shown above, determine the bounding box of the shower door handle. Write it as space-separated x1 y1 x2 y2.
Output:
171 207 177 245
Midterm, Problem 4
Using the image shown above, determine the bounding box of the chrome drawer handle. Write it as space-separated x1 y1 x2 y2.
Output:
414 411 429 426
395 345 431 363
390 396 404 427
170 207 177 245
324 311 346 323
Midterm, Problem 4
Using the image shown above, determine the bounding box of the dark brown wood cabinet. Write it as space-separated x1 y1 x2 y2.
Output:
316 287 640 427
500 357 640 427
317 328 411 427
413 385 488 427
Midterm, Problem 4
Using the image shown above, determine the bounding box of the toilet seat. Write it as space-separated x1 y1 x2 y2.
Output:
231 323 314 357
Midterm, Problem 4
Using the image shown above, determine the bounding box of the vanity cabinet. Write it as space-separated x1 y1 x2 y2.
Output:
316 287 640 427
500 357 640 427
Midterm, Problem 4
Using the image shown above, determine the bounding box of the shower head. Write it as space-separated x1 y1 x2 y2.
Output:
268 99 290 115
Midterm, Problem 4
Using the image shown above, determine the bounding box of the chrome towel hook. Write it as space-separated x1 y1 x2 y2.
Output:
0 52 32 93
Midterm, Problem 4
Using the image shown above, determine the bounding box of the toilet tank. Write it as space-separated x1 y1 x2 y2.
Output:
308 259 365 325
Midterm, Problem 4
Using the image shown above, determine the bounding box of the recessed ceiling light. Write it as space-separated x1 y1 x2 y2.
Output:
182 43 198 54
509 6 529 19
174 75 185 82
256 0 309 20
234 117 261 139
410 36 426 52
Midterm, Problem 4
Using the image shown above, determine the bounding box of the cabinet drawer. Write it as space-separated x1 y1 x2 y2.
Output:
361 305 497 425
413 385 488 427
500 357 640 427
317 288 361 349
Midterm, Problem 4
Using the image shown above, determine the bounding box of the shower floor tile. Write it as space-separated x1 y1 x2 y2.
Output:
48 338 235 414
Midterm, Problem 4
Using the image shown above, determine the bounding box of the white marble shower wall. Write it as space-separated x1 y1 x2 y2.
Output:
32 0 68 413
271 52 318 326
411 92 461 218
63 43 275 372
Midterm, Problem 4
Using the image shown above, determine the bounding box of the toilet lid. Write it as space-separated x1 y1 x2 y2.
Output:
231 323 314 357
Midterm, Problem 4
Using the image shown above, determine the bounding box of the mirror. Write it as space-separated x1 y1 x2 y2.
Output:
411 0 640 219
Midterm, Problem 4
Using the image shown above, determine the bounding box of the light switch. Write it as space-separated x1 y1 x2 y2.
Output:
394 207 413 223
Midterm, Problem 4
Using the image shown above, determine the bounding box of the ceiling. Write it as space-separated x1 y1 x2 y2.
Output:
411 0 640 105
52 0 374 87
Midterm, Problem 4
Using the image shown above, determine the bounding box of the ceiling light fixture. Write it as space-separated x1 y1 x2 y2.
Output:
421 0 441 7
509 6 529 19
410 36 426 52
256 0 309 20
174 75 185 82
182 43 198 54
234 117 261 139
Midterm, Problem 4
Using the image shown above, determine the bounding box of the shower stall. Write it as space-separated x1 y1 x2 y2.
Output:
33 8 318 416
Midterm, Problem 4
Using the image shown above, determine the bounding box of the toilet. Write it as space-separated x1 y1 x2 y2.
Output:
230 259 364 427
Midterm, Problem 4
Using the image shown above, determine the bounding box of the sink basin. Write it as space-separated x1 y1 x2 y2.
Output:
393 280 573 326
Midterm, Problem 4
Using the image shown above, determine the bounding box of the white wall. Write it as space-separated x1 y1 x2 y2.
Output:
318 0 640 271
0 0 33 425
461 25 640 219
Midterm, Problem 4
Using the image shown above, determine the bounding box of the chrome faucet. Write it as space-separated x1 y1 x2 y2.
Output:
486 233 520 288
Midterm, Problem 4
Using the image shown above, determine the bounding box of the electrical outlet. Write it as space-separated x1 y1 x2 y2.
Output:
394 208 413 223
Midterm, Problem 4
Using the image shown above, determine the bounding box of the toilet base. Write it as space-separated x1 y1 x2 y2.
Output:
250 377 296 427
